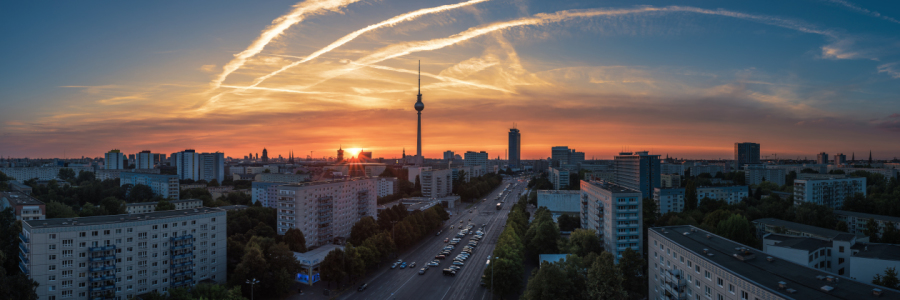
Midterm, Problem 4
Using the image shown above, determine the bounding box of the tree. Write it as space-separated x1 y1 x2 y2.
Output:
320 248 347 288
46 201 78 218
642 197 659 227
618 247 647 300
717 214 756 246
283 228 307 253
702 209 733 229
881 222 900 244
684 180 698 211
524 261 577 300
564 229 603 257
835 221 848 232
556 214 580 232
100 197 126 215
343 244 366 280
586 252 627 300
414 175 421 192
208 179 220 187
349 216 379 246
156 199 176 211
873 267 900 289
127 184 155 202
58 168 76 181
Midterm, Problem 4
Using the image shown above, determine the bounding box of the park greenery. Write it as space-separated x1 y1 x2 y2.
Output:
319 205 449 288
226 206 304 299
454 172 504 202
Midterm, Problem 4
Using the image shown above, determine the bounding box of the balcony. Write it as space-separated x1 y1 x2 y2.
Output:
170 244 192 251
171 279 193 287
171 261 193 268
89 255 116 262
19 233 29 243
172 252 193 260
89 245 116 252
19 242 28 254
172 270 193 277
18 261 28 274
89 265 116 272
171 235 193 242
18 252 28 264
89 275 116 282
88 284 115 292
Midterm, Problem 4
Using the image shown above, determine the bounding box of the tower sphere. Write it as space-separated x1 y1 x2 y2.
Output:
415 101 424 111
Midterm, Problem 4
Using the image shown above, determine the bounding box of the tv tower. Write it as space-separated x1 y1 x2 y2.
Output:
414 61 424 165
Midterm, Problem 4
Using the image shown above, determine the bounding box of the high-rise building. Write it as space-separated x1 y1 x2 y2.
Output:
734 142 760 169
443 150 454 161
464 151 489 168
105 150 124 170
817 152 829 165
337 146 344 162
274 178 378 247
580 180 642 262
647 225 900 300
121 172 180 199
834 153 847 165
262 148 269 163
421 169 452 198
614 151 661 199
549 167 573 190
550 146 584 168
19 208 229 300
199 152 225 183
653 187 685 214
508 127 521 168
136 150 154 169
173 149 199 181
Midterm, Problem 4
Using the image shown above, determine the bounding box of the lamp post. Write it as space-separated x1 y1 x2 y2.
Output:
246 278 259 300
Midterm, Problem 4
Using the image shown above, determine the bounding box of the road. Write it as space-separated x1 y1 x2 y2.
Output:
341 177 529 300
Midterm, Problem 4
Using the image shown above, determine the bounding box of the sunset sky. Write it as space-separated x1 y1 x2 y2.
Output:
1 0 898 160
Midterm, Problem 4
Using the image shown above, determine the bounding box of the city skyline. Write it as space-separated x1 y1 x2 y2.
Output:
2 0 899 159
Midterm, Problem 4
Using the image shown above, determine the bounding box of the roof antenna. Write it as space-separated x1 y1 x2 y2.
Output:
418 60 421 95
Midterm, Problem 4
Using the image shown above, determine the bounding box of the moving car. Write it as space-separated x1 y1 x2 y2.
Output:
427 261 440 267
418 268 427 275
409 262 416 268
391 263 398 269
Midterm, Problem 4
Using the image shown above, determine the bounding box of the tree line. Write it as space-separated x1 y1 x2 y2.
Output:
454 172 503 202
226 206 306 299
319 205 450 288
483 195 529 298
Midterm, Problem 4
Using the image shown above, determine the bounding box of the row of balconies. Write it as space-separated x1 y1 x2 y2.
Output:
89 255 116 262
171 261 193 269
171 235 193 242
19 232 29 243
170 244 192 251
88 283 115 292
89 274 116 282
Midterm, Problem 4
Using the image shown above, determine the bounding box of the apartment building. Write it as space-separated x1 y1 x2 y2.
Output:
745 165 786 186
421 169 452 198
536 190 581 221
653 188 685 214
696 186 749 205
251 181 283 208
19 208 228 300
549 167 573 190
793 177 866 209
376 177 398 198
0 191 46 221
120 172 179 200
764 232 900 283
834 210 900 239
752 218 869 242
105 150 125 170
125 199 203 214
648 225 899 300
255 173 311 184
0 166 92 182
661 174 681 188
274 178 378 247
580 180 642 262
614 151 660 199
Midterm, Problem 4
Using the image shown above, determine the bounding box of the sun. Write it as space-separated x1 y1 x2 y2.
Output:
344 148 362 157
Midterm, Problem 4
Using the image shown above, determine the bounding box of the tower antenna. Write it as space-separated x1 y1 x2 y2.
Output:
418 60 421 94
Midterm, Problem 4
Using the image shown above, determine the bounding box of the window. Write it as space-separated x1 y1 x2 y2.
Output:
728 284 734 293
839 268 845 275
839 257 845 264
78 242 85 247
717 277 723 287
839 246 845 253
741 291 749 300
116 229 122 234
91 231 98 236
49 254 57 260
717 294 724 300
62 261 72 268
79 232 86 237
49 245 57 250
695 265 700 273
705 286 711 298
62 240 72 247
49 275 56 281
49 265 57 271
705 271 711 280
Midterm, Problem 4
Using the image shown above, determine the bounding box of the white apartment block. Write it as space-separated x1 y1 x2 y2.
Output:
580 180 642 263
0 166 92 183
464 151 489 168
661 174 681 188
834 210 900 239
275 178 378 247
1 191 46 221
648 225 898 300
421 169 452 198
125 199 203 214
696 186 749 205
173 150 199 181
120 173 180 200
660 163 685 176
105 151 124 170
690 165 724 176
793 177 866 209
376 177 397 198
550 167 572 190
19 208 228 300
251 182 282 208
136 151 154 170
256 173 310 184
198 153 225 184
653 188 685 214
763 232 900 283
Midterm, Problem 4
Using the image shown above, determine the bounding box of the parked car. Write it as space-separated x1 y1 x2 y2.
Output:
436 230 442 236
400 262 407 269
418 268 426 275
409 262 416 268
444 238 449 243
435 255 446 259
358 283 368 291
452 261 465 266
391 263 398 269
428 261 440 267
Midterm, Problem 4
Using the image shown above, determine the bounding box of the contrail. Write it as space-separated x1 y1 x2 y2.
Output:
360 63 514 93
209 0 363 90
244 0 491 90
820 0 900 24
309 5 837 88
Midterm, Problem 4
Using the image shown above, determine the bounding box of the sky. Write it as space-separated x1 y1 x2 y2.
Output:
1 0 899 160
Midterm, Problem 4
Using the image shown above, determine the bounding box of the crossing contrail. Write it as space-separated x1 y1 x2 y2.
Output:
243 0 491 90
209 0 363 90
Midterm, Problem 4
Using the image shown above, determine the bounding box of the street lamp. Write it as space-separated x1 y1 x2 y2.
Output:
246 278 260 300
491 256 500 300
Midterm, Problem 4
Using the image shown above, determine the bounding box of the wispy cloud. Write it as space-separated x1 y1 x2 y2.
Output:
877 62 900 79
820 0 900 24
208 0 363 91
199 64 217 73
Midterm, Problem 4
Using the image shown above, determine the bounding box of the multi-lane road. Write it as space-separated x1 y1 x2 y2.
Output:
341 177 529 300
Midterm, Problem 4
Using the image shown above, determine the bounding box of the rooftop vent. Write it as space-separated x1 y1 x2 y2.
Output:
766 256 775 262
874 288 883 296
703 249 709 254
821 285 834 293
786 288 797 294
683 232 690 236
827 276 838 283
707 253 714 257
778 281 787 289
733 252 755 261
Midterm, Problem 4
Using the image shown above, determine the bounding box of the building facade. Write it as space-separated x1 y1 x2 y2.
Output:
834 210 900 239
0 191 45 221
120 172 180 200
376 177 397 198
696 186 749 204
0 166 92 182
648 225 899 300
580 180 642 263
136 151 154 170
251 181 283 208
274 178 378 247
198 152 225 184
614 151 661 199
793 177 866 208
661 174 681 188
421 169 452 198
173 150 199 181
817 152 829 165
508 128 521 168
734 142 760 169
652 188 685 214
549 167 572 190
255 173 310 184
125 199 203 214
19 208 228 300
105 150 124 170
763 232 900 282
464 151 489 168
536 190 580 221
745 164 786 186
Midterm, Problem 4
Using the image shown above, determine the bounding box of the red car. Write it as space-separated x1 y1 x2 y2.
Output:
444 238 449 243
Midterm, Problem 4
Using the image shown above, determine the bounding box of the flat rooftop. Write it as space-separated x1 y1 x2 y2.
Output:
24 207 226 229
1 191 44 206
754 218 864 240
282 177 375 188
850 243 900 261
651 225 900 299
835 210 900 223
125 198 202 206
294 244 344 266
583 180 641 194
